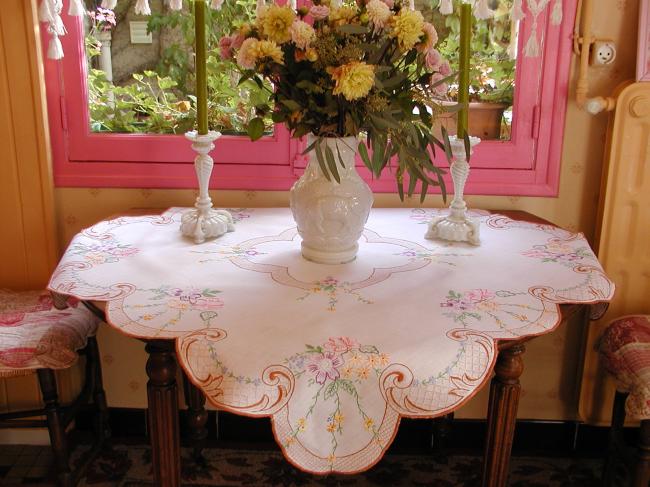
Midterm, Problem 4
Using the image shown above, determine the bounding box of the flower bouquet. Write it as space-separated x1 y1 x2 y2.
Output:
220 0 454 199
220 0 455 263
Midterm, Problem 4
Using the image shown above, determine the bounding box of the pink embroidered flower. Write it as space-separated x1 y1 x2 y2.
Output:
219 36 234 60
323 336 359 353
465 289 495 303
307 352 344 384
193 296 225 311
309 5 330 20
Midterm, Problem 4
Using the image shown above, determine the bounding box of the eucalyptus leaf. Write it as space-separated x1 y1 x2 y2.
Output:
324 144 341 184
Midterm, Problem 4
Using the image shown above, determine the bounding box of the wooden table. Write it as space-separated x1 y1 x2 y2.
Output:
69 209 600 487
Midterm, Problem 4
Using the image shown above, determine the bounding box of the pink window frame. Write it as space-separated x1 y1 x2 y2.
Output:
44 0 575 196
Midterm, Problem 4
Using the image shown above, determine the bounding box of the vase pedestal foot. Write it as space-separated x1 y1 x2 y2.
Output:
301 242 358 265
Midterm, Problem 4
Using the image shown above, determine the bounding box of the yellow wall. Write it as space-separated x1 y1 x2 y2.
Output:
7 0 636 418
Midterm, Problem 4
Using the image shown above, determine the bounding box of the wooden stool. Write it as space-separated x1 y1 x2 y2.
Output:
600 315 650 487
0 290 109 487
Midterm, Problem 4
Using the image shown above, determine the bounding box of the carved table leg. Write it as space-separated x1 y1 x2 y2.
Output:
632 420 650 487
87 336 110 440
183 372 208 462
145 340 181 487
482 343 525 487
432 412 454 463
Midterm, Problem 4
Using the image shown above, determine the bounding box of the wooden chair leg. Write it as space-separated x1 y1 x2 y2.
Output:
86 336 110 440
632 419 650 487
37 368 72 487
603 390 627 486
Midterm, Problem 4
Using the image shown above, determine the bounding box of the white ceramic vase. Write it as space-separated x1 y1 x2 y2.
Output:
290 136 373 264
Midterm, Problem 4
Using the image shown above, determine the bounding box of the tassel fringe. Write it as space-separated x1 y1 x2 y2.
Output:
439 0 453 15
551 0 563 25
135 0 151 15
68 0 85 16
474 0 493 19
101 0 118 8
48 34 64 60
524 28 540 57
38 0 54 23
511 0 525 21
210 0 224 9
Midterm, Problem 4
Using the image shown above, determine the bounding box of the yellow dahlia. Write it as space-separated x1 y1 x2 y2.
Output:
290 20 316 50
258 5 295 44
366 0 392 32
330 61 375 101
391 9 424 51
236 37 259 69
329 5 358 25
253 39 284 65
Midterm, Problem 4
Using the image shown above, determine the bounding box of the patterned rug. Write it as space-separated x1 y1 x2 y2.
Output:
0 443 606 486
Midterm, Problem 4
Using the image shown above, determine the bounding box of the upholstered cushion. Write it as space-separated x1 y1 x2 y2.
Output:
600 315 650 419
0 290 99 377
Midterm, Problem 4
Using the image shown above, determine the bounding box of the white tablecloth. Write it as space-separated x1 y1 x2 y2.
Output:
48 208 614 474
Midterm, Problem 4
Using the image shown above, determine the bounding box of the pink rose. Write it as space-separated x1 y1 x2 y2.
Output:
425 48 442 71
309 5 329 20
430 73 448 96
382 0 394 7
439 61 452 76
219 36 233 60
231 33 245 49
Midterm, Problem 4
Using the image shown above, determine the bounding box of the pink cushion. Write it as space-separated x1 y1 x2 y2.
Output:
600 315 650 419
0 290 99 377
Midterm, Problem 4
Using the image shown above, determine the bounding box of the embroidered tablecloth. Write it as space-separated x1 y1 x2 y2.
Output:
48 208 614 474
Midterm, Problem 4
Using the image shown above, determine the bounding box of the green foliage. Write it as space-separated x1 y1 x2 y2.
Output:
86 0 272 134
438 0 515 105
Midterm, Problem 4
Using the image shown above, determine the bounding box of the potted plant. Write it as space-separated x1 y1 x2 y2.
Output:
220 0 455 263
436 0 515 139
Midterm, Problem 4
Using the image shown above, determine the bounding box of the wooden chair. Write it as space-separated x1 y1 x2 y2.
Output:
600 315 650 487
0 290 109 487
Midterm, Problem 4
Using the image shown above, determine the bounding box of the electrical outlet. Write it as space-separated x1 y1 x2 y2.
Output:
590 41 616 66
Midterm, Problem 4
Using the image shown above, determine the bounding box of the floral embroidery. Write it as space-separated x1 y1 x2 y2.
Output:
126 286 223 328
227 208 252 223
522 241 593 266
297 277 373 311
281 337 389 460
68 239 139 265
441 289 543 331
195 245 265 264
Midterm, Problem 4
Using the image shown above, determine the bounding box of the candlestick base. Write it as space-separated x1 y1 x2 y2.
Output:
180 131 235 244
425 136 481 246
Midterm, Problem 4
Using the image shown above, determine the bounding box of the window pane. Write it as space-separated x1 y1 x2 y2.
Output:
84 0 273 135
419 0 517 141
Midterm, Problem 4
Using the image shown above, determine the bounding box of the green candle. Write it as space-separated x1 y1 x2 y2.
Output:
195 0 208 135
457 2 471 137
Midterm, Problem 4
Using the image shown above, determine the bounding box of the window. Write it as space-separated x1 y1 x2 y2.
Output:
44 0 575 195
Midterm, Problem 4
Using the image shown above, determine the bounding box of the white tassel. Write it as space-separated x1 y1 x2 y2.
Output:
52 14 66 35
101 0 118 8
439 0 453 15
551 0 562 25
135 0 151 15
524 28 540 56
48 34 64 60
169 0 183 10
511 0 525 21
210 0 224 9
473 0 493 19
290 0 297 9
68 0 85 16
39 0 54 23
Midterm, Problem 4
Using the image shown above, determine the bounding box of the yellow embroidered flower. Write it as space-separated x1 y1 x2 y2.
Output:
364 417 374 431
236 37 259 69
356 366 370 379
329 61 375 101
391 9 424 51
258 5 295 44
285 436 295 447
297 417 306 432
327 453 336 464
326 422 336 432
253 40 284 65
333 412 344 425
